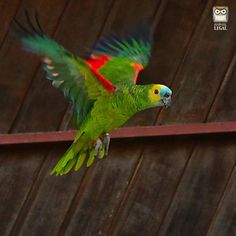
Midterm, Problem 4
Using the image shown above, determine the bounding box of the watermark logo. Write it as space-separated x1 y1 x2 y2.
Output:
213 6 228 30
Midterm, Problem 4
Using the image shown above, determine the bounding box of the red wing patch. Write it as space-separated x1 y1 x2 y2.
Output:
130 62 144 84
86 54 116 92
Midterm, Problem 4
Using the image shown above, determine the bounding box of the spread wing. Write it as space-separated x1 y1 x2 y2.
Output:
15 13 152 127
14 13 113 127
88 24 152 86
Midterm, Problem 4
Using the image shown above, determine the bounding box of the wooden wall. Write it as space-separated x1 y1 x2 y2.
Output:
0 0 235 235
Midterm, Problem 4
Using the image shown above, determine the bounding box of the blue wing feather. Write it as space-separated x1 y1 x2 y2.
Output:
93 22 152 67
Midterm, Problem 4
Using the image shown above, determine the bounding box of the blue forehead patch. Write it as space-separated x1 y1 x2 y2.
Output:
160 87 172 97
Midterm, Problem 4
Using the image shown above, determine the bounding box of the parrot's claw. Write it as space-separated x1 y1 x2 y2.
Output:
94 133 110 159
95 138 103 158
103 133 110 156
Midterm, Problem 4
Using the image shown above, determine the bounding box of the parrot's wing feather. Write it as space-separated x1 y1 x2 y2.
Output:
22 35 96 127
15 14 112 127
90 23 152 86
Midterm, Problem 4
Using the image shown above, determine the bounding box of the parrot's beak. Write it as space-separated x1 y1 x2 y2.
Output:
162 96 171 108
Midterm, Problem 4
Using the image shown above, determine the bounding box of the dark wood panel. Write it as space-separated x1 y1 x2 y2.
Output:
157 0 236 124
208 51 236 122
110 138 194 236
206 166 236 236
0 0 68 133
157 138 236 236
0 145 49 236
61 141 144 236
203 43 236 236
155 1 236 234
126 0 207 126
0 1 68 235
101 0 159 33
12 144 86 236
0 0 21 46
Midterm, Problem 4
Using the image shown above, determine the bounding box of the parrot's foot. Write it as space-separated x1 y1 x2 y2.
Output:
95 138 103 158
103 133 110 156
94 133 110 159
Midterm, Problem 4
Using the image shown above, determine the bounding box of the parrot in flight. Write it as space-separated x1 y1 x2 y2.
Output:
14 13 172 175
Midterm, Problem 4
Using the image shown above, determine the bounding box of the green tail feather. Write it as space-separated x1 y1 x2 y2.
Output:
50 134 96 176
75 152 86 171
87 149 96 167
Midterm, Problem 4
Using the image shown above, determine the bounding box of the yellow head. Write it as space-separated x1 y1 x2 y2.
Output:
148 84 172 108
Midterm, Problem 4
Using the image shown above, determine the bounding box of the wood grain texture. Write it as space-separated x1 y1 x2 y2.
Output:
206 166 236 236
155 1 236 235
0 1 68 235
13 144 87 236
204 28 236 236
0 0 68 133
157 137 236 236
62 141 144 236
157 0 236 124
126 0 207 126
208 51 236 122
0 145 50 236
0 0 21 47
110 138 195 236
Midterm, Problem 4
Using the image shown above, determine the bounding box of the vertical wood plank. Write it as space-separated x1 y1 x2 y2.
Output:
155 1 236 235
157 138 236 236
13 145 87 236
126 0 208 126
63 141 144 236
207 52 236 122
0 0 21 47
0 1 68 235
0 0 68 133
206 166 236 236
203 40 236 236
111 138 195 236
157 0 236 124
0 145 50 236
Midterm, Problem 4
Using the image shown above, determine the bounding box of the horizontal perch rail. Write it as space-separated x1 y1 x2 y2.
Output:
0 122 236 145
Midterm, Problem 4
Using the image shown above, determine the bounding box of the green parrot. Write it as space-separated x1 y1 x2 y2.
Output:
15 15 172 175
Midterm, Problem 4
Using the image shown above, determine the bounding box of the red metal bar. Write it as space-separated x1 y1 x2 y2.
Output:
0 122 236 145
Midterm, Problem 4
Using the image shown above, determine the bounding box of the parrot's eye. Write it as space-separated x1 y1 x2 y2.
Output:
154 89 159 95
